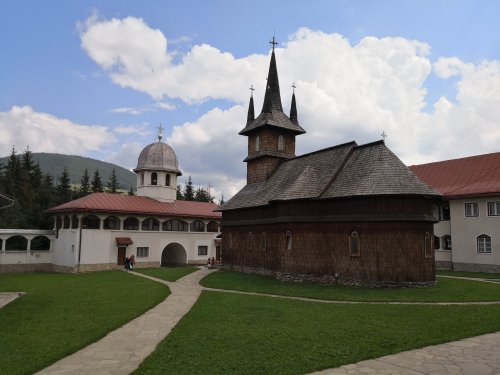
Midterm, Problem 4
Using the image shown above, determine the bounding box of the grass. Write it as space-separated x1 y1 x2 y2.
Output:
134 291 500 375
437 270 500 279
0 271 169 375
200 270 500 302
133 266 199 281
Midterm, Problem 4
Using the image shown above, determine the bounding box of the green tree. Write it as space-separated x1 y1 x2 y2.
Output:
106 168 120 193
55 167 73 205
91 169 103 193
78 168 91 197
184 176 194 201
128 186 135 196
176 184 183 200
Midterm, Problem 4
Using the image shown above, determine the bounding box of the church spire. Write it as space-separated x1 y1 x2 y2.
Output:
247 85 255 124
261 37 283 113
290 83 298 125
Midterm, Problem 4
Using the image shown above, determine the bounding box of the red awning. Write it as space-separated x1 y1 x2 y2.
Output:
116 237 133 246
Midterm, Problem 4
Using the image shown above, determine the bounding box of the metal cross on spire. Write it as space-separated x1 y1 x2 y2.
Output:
156 123 164 142
249 84 254 97
292 82 296 93
269 35 278 50
381 131 388 142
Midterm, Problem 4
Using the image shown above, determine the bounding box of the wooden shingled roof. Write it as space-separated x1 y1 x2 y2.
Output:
410 151 500 198
46 192 221 219
220 140 440 211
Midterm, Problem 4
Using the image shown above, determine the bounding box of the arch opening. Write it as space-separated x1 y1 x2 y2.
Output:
161 242 187 267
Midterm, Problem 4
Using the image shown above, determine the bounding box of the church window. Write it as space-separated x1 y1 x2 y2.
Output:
261 232 267 251
83 215 100 229
278 135 284 151
198 245 208 256
142 218 160 231
163 219 188 232
151 172 158 186
350 231 360 256
31 236 50 251
256 136 260 151
137 246 149 258
71 215 79 229
63 215 70 229
5 235 28 251
141 172 144 186
165 174 171 186
104 216 120 230
285 230 292 251
207 221 219 232
477 234 492 254
190 220 205 232
124 217 139 231
424 232 433 258
434 235 440 250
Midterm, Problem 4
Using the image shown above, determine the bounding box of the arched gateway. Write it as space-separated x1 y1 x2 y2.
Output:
161 243 187 266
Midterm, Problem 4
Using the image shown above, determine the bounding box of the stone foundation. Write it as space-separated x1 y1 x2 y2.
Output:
0 263 53 274
452 262 500 273
221 264 436 288
133 261 160 269
435 261 452 270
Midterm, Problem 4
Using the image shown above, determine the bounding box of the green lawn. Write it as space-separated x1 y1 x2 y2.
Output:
134 266 199 281
437 270 500 279
200 270 500 302
0 271 169 375
134 291 500 375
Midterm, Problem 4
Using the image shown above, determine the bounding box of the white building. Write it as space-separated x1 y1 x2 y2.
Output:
0 136 221 273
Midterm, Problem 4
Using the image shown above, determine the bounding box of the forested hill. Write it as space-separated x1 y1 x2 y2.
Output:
0 153 136 190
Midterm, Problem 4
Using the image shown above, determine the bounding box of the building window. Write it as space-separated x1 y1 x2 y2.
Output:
165 174 171 186
103 216 120 230
5 235 28 251
124 217 139 230
487 201 500 216
255 136 260 151
465 203 479 217
198 245 208 256
285 230 292 251
477 234 492 254
151 172 158 186
137 247 149 257
350 231 360 256
434 235 440 250
190 220 205 232
261 232 267 251
31 236 50 251
83 215 100 229
207 221 219 232
441 205 450 221
142 218 160 231
71 215 79 229
56 216 62 229
278 135 284 151
442 235 452 250
163 219 188 232
141 172 144 186
424 232 433 258
63 215 70 229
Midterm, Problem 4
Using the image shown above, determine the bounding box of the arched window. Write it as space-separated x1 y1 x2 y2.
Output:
477 234 492 254
123 217 139 231
6 236 28 251
104 216 120 230
151 172 158 185
63 215 70 229
140 172 144 186
207 221 219 232
350 231 360 256
424 232 433 258
255 136 260 151
71 215 79 229
83 215 100 229
31 236 50 251
190 220 205 232
165 174 171 186
142 218 160 231
56 216 62 230
285 230 292 251
278 135 284 151
163 219 188 232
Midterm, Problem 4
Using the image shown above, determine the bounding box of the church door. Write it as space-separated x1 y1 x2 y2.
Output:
117 247 126 265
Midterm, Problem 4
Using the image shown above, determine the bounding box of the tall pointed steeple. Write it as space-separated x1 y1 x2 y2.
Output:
261 38 283 113
290 83 298 125
247 85 255 124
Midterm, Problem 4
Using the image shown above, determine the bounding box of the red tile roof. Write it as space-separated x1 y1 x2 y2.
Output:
116 237 133 246
46 193 221 219
410 152 500 198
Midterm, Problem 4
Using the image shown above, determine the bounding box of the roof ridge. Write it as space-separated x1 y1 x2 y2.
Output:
282 141 357 163
354 139 385 149
411 150 500 168
318 145 356 198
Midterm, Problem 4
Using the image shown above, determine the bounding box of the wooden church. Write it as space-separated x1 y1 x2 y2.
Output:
218 40 441 287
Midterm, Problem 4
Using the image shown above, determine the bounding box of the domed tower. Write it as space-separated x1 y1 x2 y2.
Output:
133 125 182 202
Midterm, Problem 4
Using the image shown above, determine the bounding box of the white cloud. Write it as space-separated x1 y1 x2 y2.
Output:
111 107 143 115
0 106 115 156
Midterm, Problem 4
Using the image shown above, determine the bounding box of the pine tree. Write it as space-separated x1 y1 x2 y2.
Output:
176 184 183 200
91 169 103 193
106 168 119 193
55 167 73 204
79 168 91 197
128 186 135 195
184 176 194 201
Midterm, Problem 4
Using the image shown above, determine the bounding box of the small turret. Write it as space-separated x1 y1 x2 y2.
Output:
290 84 298 126
247 85 255 125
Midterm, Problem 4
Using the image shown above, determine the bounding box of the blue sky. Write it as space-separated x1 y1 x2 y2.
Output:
1 1 500 200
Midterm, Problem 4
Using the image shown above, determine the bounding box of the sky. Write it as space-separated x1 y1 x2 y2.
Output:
1 0 500 202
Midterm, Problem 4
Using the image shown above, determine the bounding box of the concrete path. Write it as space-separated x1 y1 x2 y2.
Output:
36 267 215 375
0 292 23 308
308 331 500 374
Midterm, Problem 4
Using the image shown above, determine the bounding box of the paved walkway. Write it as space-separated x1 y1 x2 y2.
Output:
0 292 23 308
35 267 215 375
